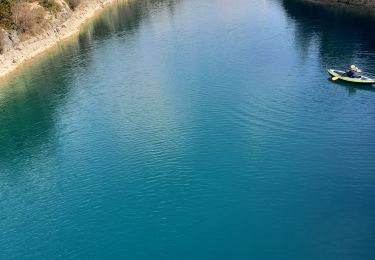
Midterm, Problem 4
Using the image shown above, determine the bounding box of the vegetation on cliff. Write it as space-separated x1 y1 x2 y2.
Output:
0 0 82 53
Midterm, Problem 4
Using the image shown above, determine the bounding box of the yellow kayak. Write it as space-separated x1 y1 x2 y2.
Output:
328 69 375 84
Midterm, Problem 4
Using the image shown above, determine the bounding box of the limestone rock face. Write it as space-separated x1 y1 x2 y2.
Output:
0 30 20 53
55 0 74 20
8 31 20 46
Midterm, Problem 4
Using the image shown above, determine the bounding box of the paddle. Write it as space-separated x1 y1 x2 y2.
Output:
332 74 343 81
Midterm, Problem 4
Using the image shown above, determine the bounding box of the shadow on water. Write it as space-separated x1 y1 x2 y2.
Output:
0 48 78 163
0 0 181 168
281 0 375 74
325 78 375 94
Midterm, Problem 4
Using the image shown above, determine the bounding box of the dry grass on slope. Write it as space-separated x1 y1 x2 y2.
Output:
11 2 47 35
0 0 83 33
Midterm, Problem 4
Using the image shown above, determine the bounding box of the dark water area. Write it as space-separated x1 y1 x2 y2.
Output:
0 0 374 259
282 0 375 79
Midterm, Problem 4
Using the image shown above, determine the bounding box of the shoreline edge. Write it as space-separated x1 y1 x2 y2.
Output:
0 0 120 80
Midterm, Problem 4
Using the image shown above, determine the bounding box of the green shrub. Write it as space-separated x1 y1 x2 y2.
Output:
0 0 14 30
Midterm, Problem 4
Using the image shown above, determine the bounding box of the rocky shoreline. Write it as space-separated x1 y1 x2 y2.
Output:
0 0 120 79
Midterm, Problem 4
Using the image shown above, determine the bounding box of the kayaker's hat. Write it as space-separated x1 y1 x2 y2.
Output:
351 65 362 72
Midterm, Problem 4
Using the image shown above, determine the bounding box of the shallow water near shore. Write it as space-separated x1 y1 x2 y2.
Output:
0 0 375 259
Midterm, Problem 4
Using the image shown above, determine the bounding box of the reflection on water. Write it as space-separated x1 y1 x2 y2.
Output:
1 0 374 164
0 0 180 164
0 52 73 161
324 77 375 95
84 0 181 41
0 0 374 259
282 0 375 77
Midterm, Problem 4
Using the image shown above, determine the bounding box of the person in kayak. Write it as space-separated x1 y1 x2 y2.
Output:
345 65 362 78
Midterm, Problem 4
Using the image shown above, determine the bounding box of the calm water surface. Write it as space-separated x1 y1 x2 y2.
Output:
0 0 374 259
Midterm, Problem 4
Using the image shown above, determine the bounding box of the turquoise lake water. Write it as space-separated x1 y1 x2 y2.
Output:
0 0 375 259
